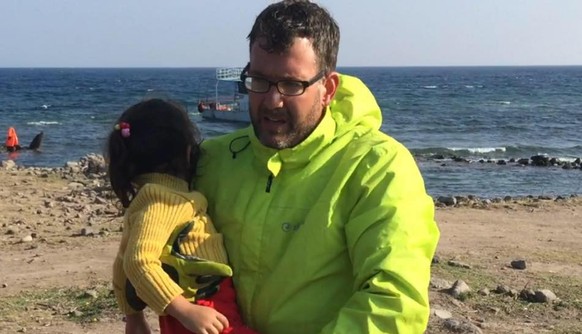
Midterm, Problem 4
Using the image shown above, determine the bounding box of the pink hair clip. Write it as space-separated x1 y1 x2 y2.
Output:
115 122 131 138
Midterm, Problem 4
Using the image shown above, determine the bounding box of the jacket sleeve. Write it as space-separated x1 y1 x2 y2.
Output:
122 186 194 315
320 141 440 334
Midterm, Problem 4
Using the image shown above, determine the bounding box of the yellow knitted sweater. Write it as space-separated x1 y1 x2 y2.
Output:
112 173 231 315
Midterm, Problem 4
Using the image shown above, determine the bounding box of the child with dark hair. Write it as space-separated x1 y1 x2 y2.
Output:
107 99 256 334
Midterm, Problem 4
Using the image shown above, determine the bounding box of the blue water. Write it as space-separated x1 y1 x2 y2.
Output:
1 66 582 198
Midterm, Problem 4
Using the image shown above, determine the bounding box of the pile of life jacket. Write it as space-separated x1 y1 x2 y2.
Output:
4 127 44 152
5 127 20 152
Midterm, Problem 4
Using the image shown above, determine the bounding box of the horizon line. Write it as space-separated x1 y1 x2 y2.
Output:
1 64 582 69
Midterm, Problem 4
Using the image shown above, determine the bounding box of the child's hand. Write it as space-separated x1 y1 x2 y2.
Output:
166 296 229 334
178 303 229 334
124 312 152 334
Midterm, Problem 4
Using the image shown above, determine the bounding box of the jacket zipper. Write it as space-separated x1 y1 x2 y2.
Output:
265 174 273 193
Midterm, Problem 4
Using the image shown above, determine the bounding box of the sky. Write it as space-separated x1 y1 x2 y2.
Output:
1 0 582 68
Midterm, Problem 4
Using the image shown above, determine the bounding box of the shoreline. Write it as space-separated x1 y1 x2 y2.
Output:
3 153 582 205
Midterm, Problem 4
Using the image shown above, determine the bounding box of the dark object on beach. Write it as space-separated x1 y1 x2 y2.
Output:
28 131 44 150
510 259 527 270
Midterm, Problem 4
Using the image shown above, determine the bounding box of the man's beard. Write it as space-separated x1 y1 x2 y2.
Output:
250 96 322 149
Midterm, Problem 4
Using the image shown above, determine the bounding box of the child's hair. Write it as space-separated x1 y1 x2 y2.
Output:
106 98 202 208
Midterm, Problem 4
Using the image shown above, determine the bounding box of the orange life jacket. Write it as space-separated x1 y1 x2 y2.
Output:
5 127 19 148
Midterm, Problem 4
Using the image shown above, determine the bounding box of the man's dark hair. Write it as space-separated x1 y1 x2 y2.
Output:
248 0 340 74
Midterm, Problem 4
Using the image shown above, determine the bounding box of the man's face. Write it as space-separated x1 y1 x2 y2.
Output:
247 38 327 149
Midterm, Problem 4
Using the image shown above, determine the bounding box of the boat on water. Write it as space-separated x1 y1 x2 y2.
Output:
197 67 250 123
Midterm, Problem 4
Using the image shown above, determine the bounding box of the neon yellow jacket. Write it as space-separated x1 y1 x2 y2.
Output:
194 74 439 334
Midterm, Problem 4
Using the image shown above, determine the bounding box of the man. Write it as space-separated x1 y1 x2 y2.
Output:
195 1 439 333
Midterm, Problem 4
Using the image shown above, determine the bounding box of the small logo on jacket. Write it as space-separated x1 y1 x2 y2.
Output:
281 222 301 232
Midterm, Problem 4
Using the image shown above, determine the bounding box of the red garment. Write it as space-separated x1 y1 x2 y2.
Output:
159 278 257 334
5 127 19 148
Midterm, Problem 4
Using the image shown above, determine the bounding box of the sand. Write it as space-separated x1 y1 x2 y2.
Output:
0 157 580 334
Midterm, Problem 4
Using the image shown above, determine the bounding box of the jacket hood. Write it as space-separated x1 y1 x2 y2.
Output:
329 74 382 137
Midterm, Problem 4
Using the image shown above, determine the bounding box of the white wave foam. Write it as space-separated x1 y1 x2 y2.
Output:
27 121 60 125
535 155 580 163
423 85 437 89
448 147 506 154
555 157 578 162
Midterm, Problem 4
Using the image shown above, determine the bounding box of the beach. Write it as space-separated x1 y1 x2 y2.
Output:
0 156 581 334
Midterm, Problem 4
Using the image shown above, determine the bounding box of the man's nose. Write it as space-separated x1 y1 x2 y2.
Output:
262 84 284 109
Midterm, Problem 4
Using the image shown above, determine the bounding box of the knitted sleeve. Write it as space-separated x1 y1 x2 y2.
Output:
122 184 195 314
112 242 136 314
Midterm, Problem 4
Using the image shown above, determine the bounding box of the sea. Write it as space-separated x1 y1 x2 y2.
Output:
1 66 582 198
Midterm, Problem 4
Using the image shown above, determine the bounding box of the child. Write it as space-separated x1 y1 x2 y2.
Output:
106 99 256 334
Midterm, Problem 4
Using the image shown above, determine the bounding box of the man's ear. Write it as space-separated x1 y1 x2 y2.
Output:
322 72 340 106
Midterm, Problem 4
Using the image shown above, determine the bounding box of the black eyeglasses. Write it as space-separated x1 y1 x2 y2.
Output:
241 71 326 96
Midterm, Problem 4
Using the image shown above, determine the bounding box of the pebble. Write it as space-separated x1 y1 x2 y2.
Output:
83 289 99 299
433 309 453 319
510 259 527 270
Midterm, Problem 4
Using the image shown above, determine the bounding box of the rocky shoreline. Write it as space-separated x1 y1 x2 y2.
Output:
423 153 582 170
3 153 582 212
0 153 119 245
434 193 581 208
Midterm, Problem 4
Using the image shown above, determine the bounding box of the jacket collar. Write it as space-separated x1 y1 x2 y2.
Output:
248 109 336 177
